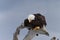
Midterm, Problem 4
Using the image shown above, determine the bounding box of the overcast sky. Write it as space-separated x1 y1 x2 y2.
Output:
0 0 60 40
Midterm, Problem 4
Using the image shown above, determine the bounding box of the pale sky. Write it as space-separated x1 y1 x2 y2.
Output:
0 0 60 40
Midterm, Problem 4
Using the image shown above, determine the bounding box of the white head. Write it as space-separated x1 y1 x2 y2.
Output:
28 14 35 22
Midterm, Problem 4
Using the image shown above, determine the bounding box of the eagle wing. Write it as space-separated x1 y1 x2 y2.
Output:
37 15 47 26
34 13 47 26
41 16 47 26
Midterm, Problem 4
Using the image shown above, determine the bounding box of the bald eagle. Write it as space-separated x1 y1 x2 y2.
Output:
24 13 47 30
13 13 49 40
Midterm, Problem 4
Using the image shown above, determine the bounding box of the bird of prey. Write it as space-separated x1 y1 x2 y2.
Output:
13 13 49 40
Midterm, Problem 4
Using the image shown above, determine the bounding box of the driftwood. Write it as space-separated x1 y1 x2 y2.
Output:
13 26 20 40
13 23 25 40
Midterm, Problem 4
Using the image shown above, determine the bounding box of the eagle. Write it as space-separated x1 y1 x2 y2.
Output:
24 13 47 30
13 13 49 40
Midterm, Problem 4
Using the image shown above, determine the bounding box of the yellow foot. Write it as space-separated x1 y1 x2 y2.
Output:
33 26 40 31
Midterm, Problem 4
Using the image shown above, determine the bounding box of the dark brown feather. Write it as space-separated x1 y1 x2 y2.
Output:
24 13 47 30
